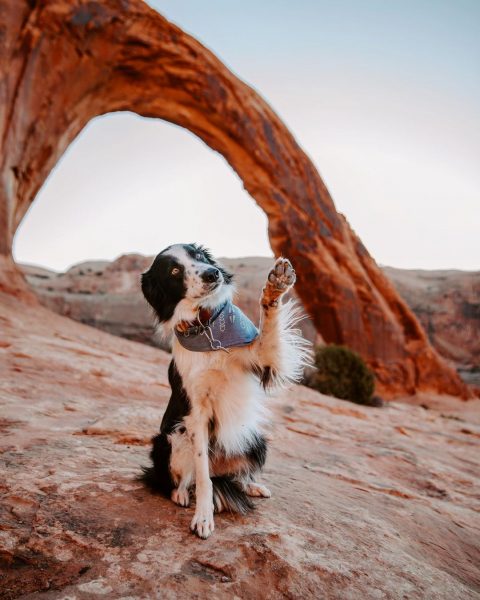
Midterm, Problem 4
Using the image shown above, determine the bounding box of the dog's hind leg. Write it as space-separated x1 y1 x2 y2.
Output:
171 483 191 507
238 473 271 498
244 480 271 498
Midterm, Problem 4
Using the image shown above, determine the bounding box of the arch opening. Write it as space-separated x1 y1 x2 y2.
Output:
13 113 272 271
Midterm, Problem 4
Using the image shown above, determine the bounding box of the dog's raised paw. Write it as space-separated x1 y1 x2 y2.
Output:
190 507 215 539
268 258 296 290
262 258 296 307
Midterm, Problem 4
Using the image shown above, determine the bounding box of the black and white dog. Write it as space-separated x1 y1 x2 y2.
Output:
141 244 310 538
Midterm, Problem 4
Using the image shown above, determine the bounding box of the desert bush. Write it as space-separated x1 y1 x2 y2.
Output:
306 344 375 405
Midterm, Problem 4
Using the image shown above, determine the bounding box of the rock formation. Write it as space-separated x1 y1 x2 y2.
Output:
0 0 470 397
1 276 479 599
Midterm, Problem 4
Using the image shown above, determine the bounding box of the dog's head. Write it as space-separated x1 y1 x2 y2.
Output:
141 243 234 327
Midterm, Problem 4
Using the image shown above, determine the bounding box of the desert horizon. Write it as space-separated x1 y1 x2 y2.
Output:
18 253 480 275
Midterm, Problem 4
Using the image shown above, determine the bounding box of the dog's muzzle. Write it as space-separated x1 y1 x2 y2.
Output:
201 268 221 284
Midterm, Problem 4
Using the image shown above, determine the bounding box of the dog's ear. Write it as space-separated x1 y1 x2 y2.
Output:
141 271 168 321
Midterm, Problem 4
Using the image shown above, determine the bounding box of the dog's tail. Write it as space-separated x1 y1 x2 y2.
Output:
212 476 254 514
139 465 172 496
138 433 174 497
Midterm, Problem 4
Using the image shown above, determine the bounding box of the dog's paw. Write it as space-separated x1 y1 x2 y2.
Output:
269 257 296 290
262 258 296 307
171 488 190 507
190 505 215 539
245 482 271 498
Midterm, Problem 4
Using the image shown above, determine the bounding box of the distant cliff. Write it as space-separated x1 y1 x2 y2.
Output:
383 267 479 387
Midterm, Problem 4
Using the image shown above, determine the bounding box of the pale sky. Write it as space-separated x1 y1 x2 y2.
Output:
14 0 480 271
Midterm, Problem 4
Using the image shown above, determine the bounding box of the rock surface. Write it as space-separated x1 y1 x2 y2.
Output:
22 256 479 391
0 0 469 397
1 268 480 599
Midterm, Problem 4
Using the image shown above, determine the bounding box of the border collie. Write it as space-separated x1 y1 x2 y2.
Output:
140 244 311 538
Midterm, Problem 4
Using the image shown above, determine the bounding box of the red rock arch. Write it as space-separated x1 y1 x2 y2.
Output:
0 0 469 397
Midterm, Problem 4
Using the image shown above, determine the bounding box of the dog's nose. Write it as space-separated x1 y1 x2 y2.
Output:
202 268 220 283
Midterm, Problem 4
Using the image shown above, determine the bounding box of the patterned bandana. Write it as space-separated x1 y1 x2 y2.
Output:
174 300 259 352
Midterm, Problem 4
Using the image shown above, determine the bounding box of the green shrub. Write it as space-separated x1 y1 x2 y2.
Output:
306 344 375 405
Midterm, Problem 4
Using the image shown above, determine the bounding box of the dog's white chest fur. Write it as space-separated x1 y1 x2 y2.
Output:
173 341 267 455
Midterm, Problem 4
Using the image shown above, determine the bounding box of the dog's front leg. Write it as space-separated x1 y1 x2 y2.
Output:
256 258 296 378
185 407 214 539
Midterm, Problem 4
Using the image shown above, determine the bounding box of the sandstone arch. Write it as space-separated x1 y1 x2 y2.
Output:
0 0 469 397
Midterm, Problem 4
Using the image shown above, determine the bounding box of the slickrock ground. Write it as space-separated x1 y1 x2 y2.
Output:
22 256 479 389
1 272 480 599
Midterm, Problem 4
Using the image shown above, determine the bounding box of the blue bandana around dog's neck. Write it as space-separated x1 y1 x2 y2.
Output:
174 300 259 352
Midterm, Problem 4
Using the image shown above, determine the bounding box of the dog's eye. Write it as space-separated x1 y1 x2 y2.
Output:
171 267 181 276
195 253 203 261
